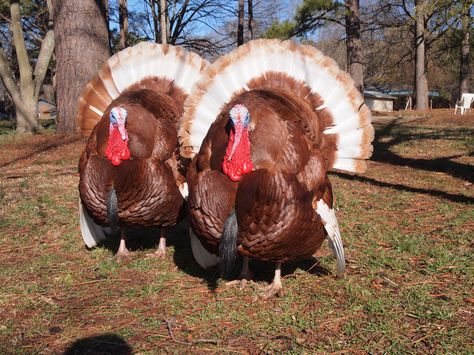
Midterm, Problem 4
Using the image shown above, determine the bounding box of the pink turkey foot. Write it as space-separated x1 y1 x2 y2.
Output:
263 262 284 298
114 234 131 262
226 257 253 289
146 235 166 259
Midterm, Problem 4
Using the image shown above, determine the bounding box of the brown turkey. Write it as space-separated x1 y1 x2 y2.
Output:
77 42 207 260
179 39 374 297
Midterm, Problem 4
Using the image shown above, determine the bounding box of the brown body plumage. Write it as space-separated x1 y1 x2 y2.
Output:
188 89 330 261
79 88 185 229
180 40 373 297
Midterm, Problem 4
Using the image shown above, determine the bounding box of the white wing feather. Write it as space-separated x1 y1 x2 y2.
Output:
190 228 220 269
316 199 345 277
79 201 108 248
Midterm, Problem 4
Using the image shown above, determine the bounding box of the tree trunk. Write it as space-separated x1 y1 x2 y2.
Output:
237 0 244 46
15 94 37 133
345 0 364 94
459 2 471 96
53 0 110 134
42 85 55 104
150 0 160 43
160 0 167 44
104 1 112 52
119 0 129 50
10 0 37 133
415 0 428 110
248 0 254 40
0 0 54 133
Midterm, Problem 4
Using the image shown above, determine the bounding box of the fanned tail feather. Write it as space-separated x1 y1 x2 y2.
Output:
77 42 208 136
179 39 373 174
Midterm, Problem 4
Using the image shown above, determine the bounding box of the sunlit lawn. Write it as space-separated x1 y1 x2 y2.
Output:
0 114 472 353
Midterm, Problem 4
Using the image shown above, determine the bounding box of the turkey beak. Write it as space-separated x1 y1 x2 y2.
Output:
117 122 128 141
228 123 243 161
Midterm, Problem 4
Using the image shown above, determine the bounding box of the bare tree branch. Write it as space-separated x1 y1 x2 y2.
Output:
171 0 190 41
10 0 33 91
119 0 129 49
0 49 20 103
33 29 54 98
33 0 54 99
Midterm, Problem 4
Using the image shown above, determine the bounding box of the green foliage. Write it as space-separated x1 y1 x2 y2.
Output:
0 0 49 36
264 20 296 39
296 0 340 20
0 0 8 14
109 28 149 54
294 0 342 35
264 0 342 39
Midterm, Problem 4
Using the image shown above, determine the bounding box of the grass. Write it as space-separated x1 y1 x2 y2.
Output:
0 114 473 353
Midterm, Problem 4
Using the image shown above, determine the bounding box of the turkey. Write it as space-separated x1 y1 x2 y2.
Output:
77 42 207 260
179 39 374 297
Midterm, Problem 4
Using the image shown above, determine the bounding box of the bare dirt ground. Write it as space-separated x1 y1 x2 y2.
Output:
0 109 472 354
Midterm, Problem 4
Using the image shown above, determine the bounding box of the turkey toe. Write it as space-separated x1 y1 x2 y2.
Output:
263 282 284 299
146 249 166 259
114 250 131 262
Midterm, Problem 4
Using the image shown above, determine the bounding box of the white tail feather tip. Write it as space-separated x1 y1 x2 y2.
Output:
179 39 372 172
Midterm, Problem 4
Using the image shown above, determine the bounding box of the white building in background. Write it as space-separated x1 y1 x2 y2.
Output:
363 90 397 112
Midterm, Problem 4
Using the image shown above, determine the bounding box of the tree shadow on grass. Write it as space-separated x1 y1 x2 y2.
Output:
334 171 474 204
348 120 474 204
0 135 83 168
63 333 132 355
372 120 474 183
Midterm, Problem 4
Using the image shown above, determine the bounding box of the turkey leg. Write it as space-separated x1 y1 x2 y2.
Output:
115 230 131 261
226 256 253 289
264 262 284 298
146 229 166 258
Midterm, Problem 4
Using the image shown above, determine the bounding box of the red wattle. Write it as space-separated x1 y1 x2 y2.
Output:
105 126 130 166
222 128 253 181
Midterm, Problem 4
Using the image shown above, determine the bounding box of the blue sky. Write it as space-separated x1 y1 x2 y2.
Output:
109 0 299 35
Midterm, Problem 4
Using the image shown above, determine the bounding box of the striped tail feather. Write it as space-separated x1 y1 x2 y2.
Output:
76 42 209 136
179 39 373 174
